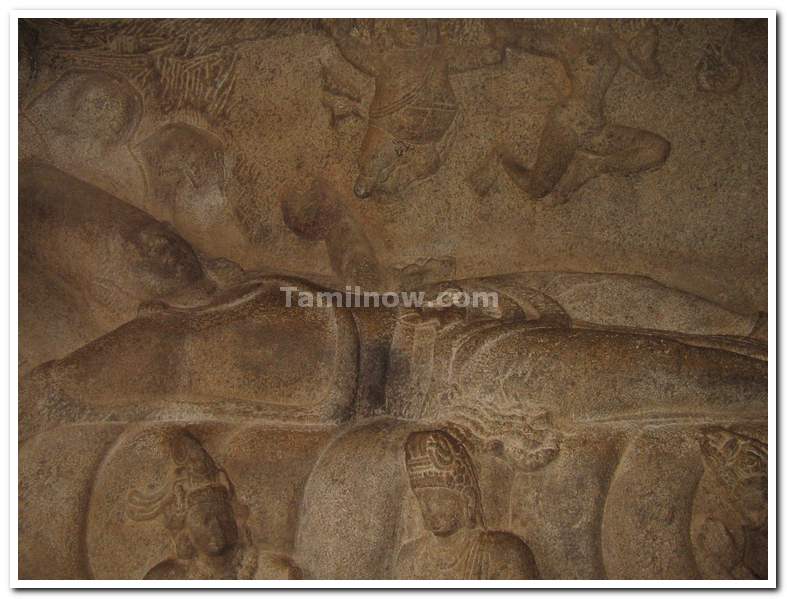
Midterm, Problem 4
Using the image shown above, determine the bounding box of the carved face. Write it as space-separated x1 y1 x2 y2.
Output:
185 498 239 557
625 26 661 79
414 487 469 536
391 20 429 48
129 221 205 294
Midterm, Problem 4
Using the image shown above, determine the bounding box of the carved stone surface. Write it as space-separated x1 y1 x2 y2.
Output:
18 17 768 582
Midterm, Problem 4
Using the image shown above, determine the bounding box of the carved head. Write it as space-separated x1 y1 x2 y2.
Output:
53 71 142 145
405 430 484 535
136 123 227 218
122 220 205 297
126 431 239 558
428 385 561 472
389 19 434 48
698 427 767 528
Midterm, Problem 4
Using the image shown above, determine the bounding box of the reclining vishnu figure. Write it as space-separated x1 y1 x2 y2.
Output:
20 266 767 441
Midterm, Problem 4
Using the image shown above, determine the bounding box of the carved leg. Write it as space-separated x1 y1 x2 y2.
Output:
588 125 670 177
500 114 579 200
355 125 401 199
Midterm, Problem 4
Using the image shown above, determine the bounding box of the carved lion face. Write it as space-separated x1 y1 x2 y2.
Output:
698 427 767 528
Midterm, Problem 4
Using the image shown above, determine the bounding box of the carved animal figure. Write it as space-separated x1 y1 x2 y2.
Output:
691 427 767 579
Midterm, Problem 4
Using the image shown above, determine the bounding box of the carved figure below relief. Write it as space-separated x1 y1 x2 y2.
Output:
395 429 539 579
472 20 671 203
691 427 767 579
125 429 302 579
329 19 502 198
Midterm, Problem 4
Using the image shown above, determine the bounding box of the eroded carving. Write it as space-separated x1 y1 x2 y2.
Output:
329 19 502 198
123 429 301 579
691 427 767 579
472 20 671 203
697 28 744 93
281 177 385 289
396 429 539 579
17 17 769 583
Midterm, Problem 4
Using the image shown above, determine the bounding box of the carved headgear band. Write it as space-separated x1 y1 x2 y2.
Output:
404 429 484 525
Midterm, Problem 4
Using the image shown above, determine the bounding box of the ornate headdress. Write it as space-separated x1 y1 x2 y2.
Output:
404 430 483 524
125 430 233 525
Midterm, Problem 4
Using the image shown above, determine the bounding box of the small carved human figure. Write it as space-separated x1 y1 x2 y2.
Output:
696 28 743 93
329 19 502 198
691 427 767 579
126 430 302 580
395 430 540 579
473 20 671 203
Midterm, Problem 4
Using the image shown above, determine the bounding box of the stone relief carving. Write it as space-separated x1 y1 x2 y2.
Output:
18 17 769 583
691 427 767 579
395 430 539 579
328 19 502 198
471 20 671 204
123 429 302 579
696 24 744 94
